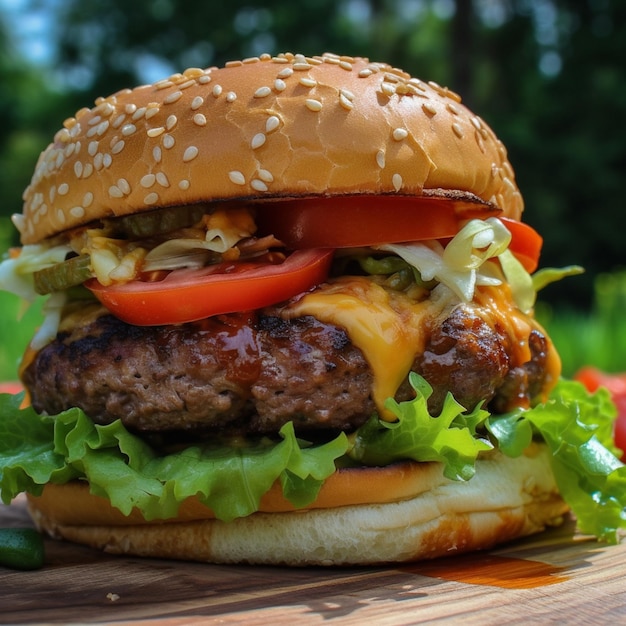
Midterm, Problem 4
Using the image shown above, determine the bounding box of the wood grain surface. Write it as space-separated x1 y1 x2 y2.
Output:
1 495 625 625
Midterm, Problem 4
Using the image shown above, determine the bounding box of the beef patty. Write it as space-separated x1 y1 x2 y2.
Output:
22 304 552 436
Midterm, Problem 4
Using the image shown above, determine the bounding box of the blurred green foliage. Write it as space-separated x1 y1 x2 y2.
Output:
538 270 626 378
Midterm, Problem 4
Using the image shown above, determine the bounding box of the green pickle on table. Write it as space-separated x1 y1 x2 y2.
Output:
0 527 45 570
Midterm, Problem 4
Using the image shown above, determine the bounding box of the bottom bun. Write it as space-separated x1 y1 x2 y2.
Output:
27 444 568 566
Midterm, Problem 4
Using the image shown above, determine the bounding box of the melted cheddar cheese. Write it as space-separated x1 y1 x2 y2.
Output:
284 277 449 420
284 277 562 419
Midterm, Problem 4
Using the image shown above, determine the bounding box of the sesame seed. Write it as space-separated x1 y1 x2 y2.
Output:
339 60 353 71
145 106 159 120
274 79 287 92
191 96 204 110
121 123 137 136
88 141 98 156
341 88 355 101
392 128 408 141
251 133 266 149
183 146 199 162
154 79 173 90
228 171 246 185
111 140 125 155
147 127 165 138
226 91 237 102
250 179 268 192
140 174 156 188
212 84 222 97
144 192 159 205
117 178 130 195
58 183 69 196
452 122 464 138
422 102 437 116
82 163 93 179
299 77 317 88
277 67 293 78
179 179 190 190
109 185 123 198
153 146 162 163
166 115 177 130
83 192 94 207
392 173 403 191
339 94 354 110
257 169 274 183
381 82 396 97
103 153 112 168
193 113 207 126
183 67 204 78
56 209 66 224
358 68 373 77
49 186 56 202
447 102 460 115
293 62 311 71
305 99 322 112
178 79 195 90
198 74 211 84
124 104 137 114
70 206 85 219
376 149 386 169
164 90 183 105
94 153 104 170
88 115 102 126
163 134 175 149
254 86 272 98
156 172 169 187
55 128 71 143
266 115 280 132
112 114 126 129
132 107 147 121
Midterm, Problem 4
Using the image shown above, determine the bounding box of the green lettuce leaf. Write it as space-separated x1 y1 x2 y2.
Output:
487 379 626 543
0 394 350 522
348 373 493 481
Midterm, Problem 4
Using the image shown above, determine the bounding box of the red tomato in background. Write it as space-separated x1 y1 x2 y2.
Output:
0 382 23 395
575 366 626 461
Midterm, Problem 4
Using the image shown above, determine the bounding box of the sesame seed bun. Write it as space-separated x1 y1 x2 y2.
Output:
27 445 567 566
18 52 522 244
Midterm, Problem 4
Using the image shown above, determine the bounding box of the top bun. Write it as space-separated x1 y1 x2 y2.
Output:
18 52 523 245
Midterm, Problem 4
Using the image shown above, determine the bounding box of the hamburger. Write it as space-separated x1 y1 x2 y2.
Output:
0 52 624 566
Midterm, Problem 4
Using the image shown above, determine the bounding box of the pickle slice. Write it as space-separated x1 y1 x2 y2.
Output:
112 204 209 238
33 254 92 294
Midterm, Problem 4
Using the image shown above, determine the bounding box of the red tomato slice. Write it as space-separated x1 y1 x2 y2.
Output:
575 366 626 461
499 217 543 273
256 196 501 249
256 197 541 272
86 249 333 326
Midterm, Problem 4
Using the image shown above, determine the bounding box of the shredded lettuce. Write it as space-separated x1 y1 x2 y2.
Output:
377 217 539 312
0 376 624 542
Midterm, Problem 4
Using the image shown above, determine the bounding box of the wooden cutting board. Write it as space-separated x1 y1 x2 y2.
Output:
1 495 625 625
